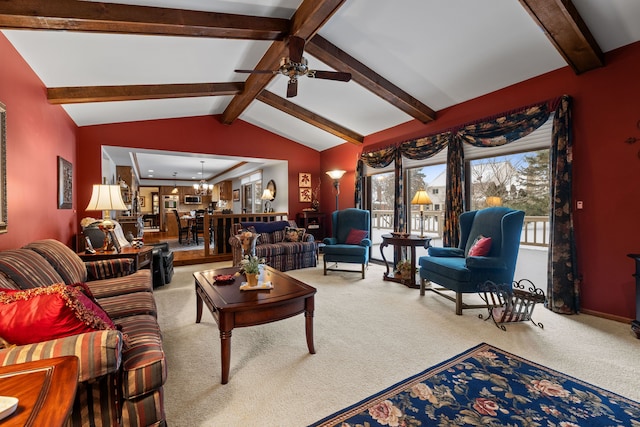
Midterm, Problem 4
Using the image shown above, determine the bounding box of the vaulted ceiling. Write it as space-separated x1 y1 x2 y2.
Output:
1 0 639 185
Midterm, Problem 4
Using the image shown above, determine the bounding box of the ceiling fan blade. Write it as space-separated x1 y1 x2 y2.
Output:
235 69 277 74
286 79 298 98
309 70 352 82
288 36 305 63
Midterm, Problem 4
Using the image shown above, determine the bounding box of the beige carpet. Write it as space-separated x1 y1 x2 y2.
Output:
155 260 640 427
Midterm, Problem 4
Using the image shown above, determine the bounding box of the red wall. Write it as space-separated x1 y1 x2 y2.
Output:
0 34 77 249
76 116 321 223
327 41 640 321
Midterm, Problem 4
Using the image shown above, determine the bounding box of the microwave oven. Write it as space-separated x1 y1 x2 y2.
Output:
184 195 202 205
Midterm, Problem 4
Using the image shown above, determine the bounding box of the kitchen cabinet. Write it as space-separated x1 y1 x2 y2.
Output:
218 181 232 200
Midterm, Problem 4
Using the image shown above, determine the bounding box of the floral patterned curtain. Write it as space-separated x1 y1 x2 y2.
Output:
547 95 577 313
399 132 450 159
394 149 404 232
444 136 464 247
356 146 397 209
457 104 551 147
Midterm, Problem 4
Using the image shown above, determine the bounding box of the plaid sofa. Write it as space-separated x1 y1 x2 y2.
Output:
229 220 317 271
0 239 166 427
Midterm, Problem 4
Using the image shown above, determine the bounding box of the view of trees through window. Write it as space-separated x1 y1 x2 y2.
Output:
470 149 549 214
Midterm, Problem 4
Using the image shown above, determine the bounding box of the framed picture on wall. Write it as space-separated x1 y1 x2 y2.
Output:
139 196 145 207
57 156 73 209
299 187 312 202
232 189 240 202
299 172 311 187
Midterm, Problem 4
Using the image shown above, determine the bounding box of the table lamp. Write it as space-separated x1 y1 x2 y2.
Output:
86 184 128 251
486 196 502 207
411 189 432 238
261 188 274 212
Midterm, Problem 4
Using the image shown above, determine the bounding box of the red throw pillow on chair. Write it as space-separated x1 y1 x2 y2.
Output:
345 228 368 244
469 235 492 256
0 284 116 346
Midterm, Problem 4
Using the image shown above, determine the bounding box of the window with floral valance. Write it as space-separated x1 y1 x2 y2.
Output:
355 95 576 314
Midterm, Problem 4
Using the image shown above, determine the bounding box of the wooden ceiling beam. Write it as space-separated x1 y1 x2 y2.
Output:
47 83 244 104
257 90 363 145
220 0 346 124
518 0 604 74
0 0 289 40
306 35 436 123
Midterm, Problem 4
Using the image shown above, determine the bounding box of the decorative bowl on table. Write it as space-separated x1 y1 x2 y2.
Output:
213 274 236 284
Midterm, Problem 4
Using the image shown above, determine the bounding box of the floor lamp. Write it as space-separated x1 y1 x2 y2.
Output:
411 189 432 238
86 184 128 251
326 170 346 211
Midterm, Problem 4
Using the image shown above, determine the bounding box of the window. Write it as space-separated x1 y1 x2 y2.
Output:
240 171 262 213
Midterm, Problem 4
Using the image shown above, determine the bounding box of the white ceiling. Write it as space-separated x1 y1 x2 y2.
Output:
3 0 640 184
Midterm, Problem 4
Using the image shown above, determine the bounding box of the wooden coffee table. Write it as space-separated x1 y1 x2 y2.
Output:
194 265 316 384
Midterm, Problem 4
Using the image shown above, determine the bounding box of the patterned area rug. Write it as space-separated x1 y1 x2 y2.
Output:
310 343 640 427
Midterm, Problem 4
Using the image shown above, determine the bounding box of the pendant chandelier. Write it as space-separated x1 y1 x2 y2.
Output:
193 161 213 196
171 172 179 194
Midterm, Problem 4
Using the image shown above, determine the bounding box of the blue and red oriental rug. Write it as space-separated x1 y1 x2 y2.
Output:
310 343 640 427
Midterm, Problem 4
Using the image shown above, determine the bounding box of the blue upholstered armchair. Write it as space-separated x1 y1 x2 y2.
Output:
418 207 525 315
323 208 372 279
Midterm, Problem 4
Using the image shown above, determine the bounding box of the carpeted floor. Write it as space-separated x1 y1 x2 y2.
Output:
154 260 640 426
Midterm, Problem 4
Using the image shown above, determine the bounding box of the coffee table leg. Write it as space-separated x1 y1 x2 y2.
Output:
220 330 232 384
305 296 316 354
195 283 203 323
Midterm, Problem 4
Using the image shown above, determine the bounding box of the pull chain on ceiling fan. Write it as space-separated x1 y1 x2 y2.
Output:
235 36 352 98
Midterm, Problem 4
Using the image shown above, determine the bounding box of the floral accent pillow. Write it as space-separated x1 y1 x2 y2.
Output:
0 284 116 346
468 235 492 256
284 227 306 242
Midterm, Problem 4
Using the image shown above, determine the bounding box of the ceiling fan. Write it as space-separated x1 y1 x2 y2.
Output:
235 36 352 98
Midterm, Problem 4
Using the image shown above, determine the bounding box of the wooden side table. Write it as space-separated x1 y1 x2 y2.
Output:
380 234 432 288
0 356 78 426
296 211 326 241
78 246 153 271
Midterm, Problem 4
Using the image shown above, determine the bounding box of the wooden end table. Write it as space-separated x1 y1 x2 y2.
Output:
194 265 316 384
78 245 153 271
0 356 78 426
380 234 432 289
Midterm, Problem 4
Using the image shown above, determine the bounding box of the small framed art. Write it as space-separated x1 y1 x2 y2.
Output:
299 187 312 202
232 189 240 202
299 172 311 187
57 156 73 209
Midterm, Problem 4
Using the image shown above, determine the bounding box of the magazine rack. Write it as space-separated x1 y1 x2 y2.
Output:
478 279 545 331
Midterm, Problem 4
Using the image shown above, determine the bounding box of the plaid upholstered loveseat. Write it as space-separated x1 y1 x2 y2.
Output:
229 220 317 271
0 239 166 427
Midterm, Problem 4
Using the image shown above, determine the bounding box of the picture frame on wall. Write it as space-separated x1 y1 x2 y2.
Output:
299 172 311 187
57 156 73 209
299 187 312 202
139 196 145 207
233 189 240 202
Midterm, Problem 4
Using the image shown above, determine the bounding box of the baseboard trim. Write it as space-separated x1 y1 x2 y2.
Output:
580 308 633 324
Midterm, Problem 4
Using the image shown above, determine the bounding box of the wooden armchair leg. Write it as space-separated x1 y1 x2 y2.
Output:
455 292 463 315
361 263 365 279
323 258 327 275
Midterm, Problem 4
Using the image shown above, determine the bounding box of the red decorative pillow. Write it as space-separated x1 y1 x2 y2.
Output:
345 228 368 244
469 236 492 256
0 284 116 346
